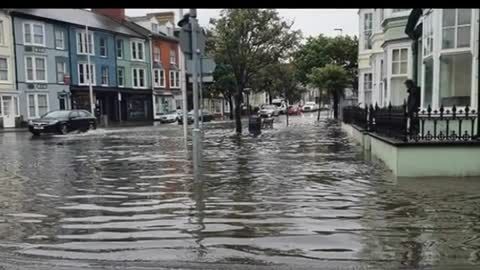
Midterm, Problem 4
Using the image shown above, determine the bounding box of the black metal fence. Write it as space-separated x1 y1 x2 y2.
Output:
342 103 478 143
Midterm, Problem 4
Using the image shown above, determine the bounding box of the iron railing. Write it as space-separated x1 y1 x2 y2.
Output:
342 103 479 143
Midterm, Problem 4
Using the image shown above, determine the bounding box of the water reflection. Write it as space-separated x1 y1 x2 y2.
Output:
0 117 479 268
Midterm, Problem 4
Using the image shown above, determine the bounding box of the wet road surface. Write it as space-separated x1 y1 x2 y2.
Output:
1 114 480 269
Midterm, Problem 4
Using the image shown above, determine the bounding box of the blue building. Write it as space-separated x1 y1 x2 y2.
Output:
11 10 71 121
10 9 153 123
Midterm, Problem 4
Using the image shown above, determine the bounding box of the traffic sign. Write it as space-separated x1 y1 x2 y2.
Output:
179 24 206 59
186 58 216 75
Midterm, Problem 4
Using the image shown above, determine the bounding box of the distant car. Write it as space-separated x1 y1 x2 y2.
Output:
272 99 287 114
178 109 214 125
287 105 302 115
258 104 280 117
28 110 97 136
159 110 179 123
302 102 319 112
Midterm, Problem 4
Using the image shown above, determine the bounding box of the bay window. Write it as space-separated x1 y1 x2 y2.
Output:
153 69 165 88
169 70 180 88
25 56 47 82
439 53 472 106
442 9 472 49
363 13 372 50
132 68 146 88
392 48 408 76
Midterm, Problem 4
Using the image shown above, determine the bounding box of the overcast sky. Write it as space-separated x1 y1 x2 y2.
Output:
126 9 359 39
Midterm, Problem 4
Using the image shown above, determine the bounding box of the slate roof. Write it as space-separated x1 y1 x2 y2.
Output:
9 9 145 38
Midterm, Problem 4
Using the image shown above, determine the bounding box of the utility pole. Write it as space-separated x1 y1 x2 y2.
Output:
85 24 94 115
190 9 201 172
179 9 189 148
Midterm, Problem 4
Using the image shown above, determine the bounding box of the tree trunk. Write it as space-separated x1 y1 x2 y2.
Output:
333 93 339 119
234 89 242 134
228 95 234 120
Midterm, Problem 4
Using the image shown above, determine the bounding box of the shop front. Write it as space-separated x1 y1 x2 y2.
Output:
153 90 176 120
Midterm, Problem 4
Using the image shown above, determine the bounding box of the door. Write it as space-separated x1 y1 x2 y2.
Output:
2 96 15 128
78 111 90 130
68 111 81 131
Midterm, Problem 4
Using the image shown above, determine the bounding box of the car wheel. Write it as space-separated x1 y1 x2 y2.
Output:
59 124 68 135
88 123 96 130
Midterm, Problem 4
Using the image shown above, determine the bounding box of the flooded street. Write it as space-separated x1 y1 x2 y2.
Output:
1 114 480 269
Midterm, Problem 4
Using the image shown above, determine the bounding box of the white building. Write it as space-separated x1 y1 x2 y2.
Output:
358 9 413 108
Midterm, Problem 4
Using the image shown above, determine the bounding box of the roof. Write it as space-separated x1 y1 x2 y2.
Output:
123 16 179 43
10 9 145 38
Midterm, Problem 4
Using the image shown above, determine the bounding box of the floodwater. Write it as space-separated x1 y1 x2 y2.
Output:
1 114 480 269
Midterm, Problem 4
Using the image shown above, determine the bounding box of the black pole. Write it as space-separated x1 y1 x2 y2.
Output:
478 9 480 138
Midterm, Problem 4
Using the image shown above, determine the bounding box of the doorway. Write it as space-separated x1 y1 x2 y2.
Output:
2 96 15 128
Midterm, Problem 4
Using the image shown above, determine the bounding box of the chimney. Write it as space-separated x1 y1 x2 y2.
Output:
91 9 125 21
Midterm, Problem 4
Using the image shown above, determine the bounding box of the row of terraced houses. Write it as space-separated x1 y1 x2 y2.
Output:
0 8 187 128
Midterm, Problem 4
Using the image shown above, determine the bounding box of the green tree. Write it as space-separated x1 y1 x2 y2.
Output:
294 35 358 93
207 63 236 119
308 64 349 119
210 9 301 133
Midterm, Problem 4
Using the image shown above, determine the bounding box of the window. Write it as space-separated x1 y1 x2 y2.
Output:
423 12 434 57
154 47 160 62
152 23 158 33
153 69 165 88
170 49 176 64
0 20 4 45
131 40 145 61
132 68 146 88
99 38 107 57
391 48 408 76
169 70 180 88
117 39 123 59
24 22 45 46
0 58 7 81
77 31 94 55
101 66 109 86
363 73 372 91
117 67 125 87
55 29 64 49
423 58 433 107
56 59 66 84
27 93 49 118
392 9 409 13
363 13 372 50
25 56 47 82
78 63 96 85
442 9 472 49
439 53 472 107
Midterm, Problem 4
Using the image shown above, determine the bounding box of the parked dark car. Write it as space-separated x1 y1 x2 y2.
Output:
28 110 97 136
178 110 214 125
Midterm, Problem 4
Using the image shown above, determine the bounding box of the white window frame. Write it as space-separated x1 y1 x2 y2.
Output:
25 56 47 83
56 59 66 84
131 40 145 61
132 68 146 88
23 22 46 47
77 63 96 86
153 68 165 88
99 37 107 57
170 49 176 64
27 93 49 119
154 47 160 62
440 9 473 51
117 39 124 59
55 29 65 50
0 20 4 46
169 70 180 89
391 48 409 77
0 56 8 82
117 67 125 88
363 13 372 50
76 30 94 55
101 66 109 86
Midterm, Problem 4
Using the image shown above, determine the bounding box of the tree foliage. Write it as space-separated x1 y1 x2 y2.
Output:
294 34 358 92
210 9 301 133
308 64 349 119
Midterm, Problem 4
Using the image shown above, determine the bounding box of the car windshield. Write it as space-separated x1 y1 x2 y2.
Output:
41 111 71 119
263 105 276 110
